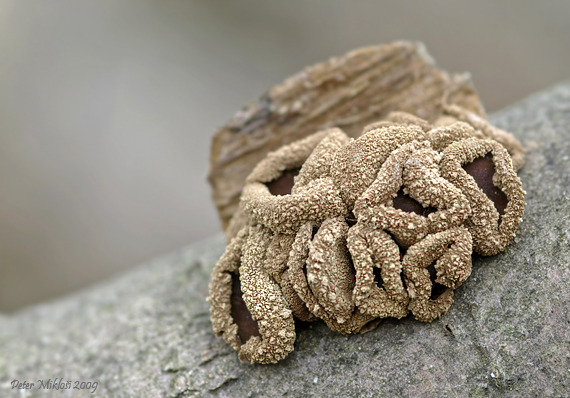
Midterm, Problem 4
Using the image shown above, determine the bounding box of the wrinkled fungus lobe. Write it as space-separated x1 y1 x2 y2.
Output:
208 108 526 364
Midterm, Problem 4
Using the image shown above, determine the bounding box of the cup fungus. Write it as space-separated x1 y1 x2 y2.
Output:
208 109 525 364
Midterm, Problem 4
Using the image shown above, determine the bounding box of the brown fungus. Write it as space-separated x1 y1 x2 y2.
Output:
403 226 472 322
354 141 471 248
362 111 431 135
237 225 296 363
287 220 374 334
208 226 296 364
305 217 355 325
424 121 482 152
269 230 318 323
443 104 525 171
331 125 426 210
347 223 409 319
440 138 525 256
282 221 323 322
263 233 296 284
280 268 318 323
210 111 525 364
208 228 251 351
241 129 349 234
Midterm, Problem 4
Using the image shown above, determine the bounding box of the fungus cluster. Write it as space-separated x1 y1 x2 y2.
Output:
208 107 525 364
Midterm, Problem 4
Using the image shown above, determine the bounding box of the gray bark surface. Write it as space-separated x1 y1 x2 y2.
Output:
2 83 570 397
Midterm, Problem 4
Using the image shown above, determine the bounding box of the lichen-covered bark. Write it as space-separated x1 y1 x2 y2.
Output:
2 84 570 397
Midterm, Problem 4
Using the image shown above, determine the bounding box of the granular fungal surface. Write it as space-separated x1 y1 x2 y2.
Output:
208 108 526 364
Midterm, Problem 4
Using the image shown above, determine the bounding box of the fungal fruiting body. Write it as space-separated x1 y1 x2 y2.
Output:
208 108 525 364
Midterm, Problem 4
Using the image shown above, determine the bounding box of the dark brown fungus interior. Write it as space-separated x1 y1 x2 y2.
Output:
426 263 448 300
462 153 508 215
300 226 319 295
393 188 437 217
346 211 357 227
294 317 312 331
265 168 301 196
384 230 408 258
373 259 407 293
230 272 261 344
373 266 384 289
311 225 319 239
347 256 357 288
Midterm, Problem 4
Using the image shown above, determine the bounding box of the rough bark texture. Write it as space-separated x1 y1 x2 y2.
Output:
208 42 485 229
2 84 570 397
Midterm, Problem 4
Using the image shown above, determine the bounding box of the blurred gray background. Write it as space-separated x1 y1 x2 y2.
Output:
1 0 569 312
